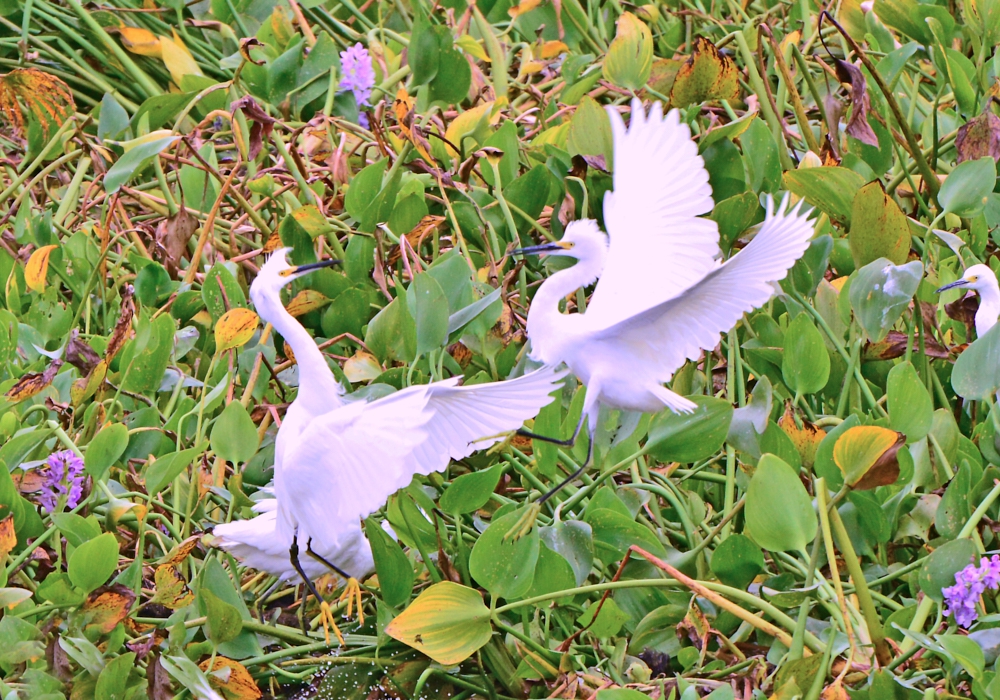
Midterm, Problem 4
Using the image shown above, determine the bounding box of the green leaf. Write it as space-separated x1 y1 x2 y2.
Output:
196 557 261 659
646 395 733 463
345 159 388 222
782 167 865 225
781 313 830 396
711 191 762 249
745 454 817 553
596 689 652 700
364 517 414 608
409 17 441 85
365 296 417 364
584 508 666 566
849 258 923 342
887 361 933 442
428 45 472 105
939 633 986 682
144 444 205 498
741 117 781 194
602 12 653 91
539 519 594 586
469 508 539 599
385 581 492 665
919 538 977 602
68 533 119 593
85 423 129 479
210 401 259 464
577 597 629 637
526 544 576 600
440 463 502 515
940 157 997 218
202 262 247 320
936 463 972 539
95 651 134 700
408 272 450 356
849 180 911 266
201 588 243 645
36 572 86 606
567 96 613 165
104 135 178 194
97 93 129 142
710 534 765 590
952 321 1000 400
120 313 175 394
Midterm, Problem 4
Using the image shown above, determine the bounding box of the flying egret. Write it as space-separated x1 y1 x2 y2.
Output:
213 249 567 642
936 264 1000 337
513 98 816 500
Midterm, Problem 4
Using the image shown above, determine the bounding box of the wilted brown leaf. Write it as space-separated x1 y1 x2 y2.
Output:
65 329 101 376
199 657 263 700
863 330 949 360
231 95 275 160
778 406 826 468
946 292 980 341
82 584 136 634
0 68 74 136
394 88 433 162
956 111 1000 164
669 37 739 108
834 59 878 147
155 208 198 277
238 37 265 65
148 654 175 700
5 359 63 403
105 285 136 361
448 342 473 367
150 564 195 610
387 215 447 265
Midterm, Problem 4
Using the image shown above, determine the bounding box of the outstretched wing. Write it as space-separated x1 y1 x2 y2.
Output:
586 98 720 326
279 367 567 543
591 196 815 381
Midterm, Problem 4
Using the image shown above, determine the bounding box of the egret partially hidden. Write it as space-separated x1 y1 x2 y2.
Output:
514 98 816 501
936 263 1000 337
213 250 567 643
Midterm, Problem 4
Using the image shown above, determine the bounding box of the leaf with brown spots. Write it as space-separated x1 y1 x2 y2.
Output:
105 285 136 361
158 534 202 565
669 38 739 108
285 289 331 317
71 359 108 406
65 329 101 375
149 564 196 610
0 68 74 136
393 88 434 162
0 515 14 559
834 59 878 147
956 110 1000 164
24 244 58 293
199 657 263 700
387 215 447 265
864 331 949 361
5 359 63 403
778 406 826 468
82 584 136 635
215 308 259 352
262 231 283 254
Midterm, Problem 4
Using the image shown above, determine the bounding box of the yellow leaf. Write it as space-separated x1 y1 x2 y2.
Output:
200 657 262 700
343 351 382 383
0 515 15 560
118 26 162 57
262 231 283 254
160 30 204 86
150 564 196 609
290 205 331 238
603 12 654 92
6 359 62 403
24 244 57 293
456 35 490 62
385 581 492 665
0 68 75 136
508 0 540 18
82 585 136 634
215 308 259 353
71 359 108 406
539 40 569 59
285 289 330 317
778 406 826 467
444 101 500 160
669 36 739 108
833 425 905 490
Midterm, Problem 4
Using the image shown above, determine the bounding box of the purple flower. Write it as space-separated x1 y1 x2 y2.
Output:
943 556 1000 628
39 450 85 513
339 43 375 128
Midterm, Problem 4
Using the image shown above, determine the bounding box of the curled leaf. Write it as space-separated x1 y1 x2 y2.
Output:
105 286 136 361
955 111 1000 164
833 425 905 489
24 245 58 293
6 359 63 403
834 59 878 147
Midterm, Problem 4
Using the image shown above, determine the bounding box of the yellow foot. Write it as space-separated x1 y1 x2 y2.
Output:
503 503 541 542
339 578 365 625
319 601 345 646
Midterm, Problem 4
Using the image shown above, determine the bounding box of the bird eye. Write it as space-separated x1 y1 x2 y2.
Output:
970 276 979 282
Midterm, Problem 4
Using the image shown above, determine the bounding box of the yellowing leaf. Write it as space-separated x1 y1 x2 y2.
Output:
0 68 75 136
262 231 283 254
603 12 654 91
290 205 331 238
285 289 331 317
215 308 259 353
150 564 195 610
6 359 62 403
778 407 826 468
24 244 58 292
118 26 162 57
0 515 15 560
508 0 540 17
82 584 136 634
71 359 108 406
669 37 739 108
444 101 501 160
160 31 204 85
200 657 262 700
540 40 569 59
833 425 905 490
456 35 490 62
385 581 492 665
158 534 202 565
343 351 382 383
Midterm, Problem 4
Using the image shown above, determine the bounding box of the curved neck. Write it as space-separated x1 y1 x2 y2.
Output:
259 296 342 411
527 256 603 351
976 281 1000 337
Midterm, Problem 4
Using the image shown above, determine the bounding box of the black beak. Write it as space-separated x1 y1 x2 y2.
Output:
511 243 565 256
290 259 342 274
936 279 968 293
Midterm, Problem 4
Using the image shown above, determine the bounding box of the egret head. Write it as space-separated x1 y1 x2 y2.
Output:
936 264 998 295
511 220 609 263
250 248 340 310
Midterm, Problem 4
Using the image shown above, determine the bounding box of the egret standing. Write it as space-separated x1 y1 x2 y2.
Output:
514 98 816 498
213 250 567 642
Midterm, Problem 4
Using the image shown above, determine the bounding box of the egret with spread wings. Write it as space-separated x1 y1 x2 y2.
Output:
213 250 566 643
514 98 816 499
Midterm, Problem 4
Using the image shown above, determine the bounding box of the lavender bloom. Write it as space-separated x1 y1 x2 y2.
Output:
39 450 85 513
339 43 375 128
943 556 1000 627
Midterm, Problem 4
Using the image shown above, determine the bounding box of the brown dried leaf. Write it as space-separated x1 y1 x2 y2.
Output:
150 564 195 610
0 515 14 560
0 68 75 136
13 469 47 494
47 634 74 681
199 657 263 700
5 359 63 403
946 292 980 340
834 59 878 147
387 215 447 265
148 654 175 700
65 329 101 376
231 95 275 160
393 88 433 162
955 110 1000 164
155 208 198 277
448 342 473 368
238 37 265 65
105 285 135 361
262 231 283 254
778 406 827 468
159 534 202 565
82 584 136 635
863 330 950 360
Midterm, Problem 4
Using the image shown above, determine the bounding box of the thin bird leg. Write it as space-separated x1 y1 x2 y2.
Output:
515 408 587 446
538 429 595 505
306 538 365 624
289 535 344 645
255 577 283 624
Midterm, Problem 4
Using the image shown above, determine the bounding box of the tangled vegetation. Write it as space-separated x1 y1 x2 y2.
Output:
1 0 1000 696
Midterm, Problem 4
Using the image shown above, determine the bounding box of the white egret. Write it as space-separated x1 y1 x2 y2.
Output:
513 98 816 498
213 249 567 642
936 264 1000 337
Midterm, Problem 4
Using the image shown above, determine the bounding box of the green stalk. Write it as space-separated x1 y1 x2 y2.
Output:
733 30 793 171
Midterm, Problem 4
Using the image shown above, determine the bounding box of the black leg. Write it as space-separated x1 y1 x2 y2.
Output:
306 538 351 580
255 578 282 624
517 411 587 448
289 536 324 610
538 432 594 504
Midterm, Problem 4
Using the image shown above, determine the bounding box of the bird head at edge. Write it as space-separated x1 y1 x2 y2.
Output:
250 247 341 307
936 263 997 295
511 220 608 263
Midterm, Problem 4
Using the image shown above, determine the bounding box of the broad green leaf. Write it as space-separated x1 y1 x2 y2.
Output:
210 401 259 464
196 557 261 659
526 544 576 599
408 272 449 356
385 581 492 665
104 135 178 194
577 597 629 637
98 93 129 142
939 157 997 218
887 361 933 442
952 322 1000 400
469 508 539 598
710 534 765 590
202 263 247 320
120 313 175 394
602 12 653 91
745 454 817 553
919 538 977 602
849 180 911 266
364 517 414 607
646 395 733 463
440 463 503 514
781 313 830 396
567 96 613 165
201 588 243 645
95 651 134 700
85 423 129 479
939 634 986 682
144 444 205 497
849 258 923 341
68 533 119 593
783 167 865 225
366 296 417 364
539 519 594 586
584 508 666 566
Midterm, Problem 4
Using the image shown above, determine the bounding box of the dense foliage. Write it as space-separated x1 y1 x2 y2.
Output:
1 0 1000 696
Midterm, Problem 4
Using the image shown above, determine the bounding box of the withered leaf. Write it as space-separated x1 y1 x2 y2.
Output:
946 292 980 340
863 330 949 360
669 37 739 108
778 406 826 468
262 231 283 254
956 111 1000 164
65 329 101 375
155 208 198 277
148 654 175 700
5 359 63 403
158 534 202 565
47 635 74 681
82 584 136 635
106 285 136 362
387 215 446 265
199 657 263 700
231 95 275 160
834 59 879 147
393 88 433 162
853 431 905 491
150 564 195 610
71 358 108 406
238 37 265 65
0 68 74 136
